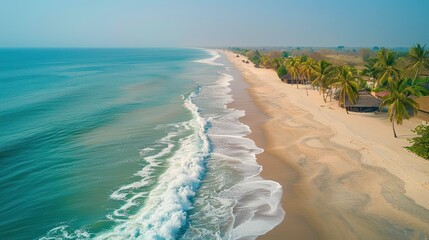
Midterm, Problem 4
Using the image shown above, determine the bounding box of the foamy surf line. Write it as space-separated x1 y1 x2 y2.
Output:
193 49 224 66
90 88 210 239
197 49 285 239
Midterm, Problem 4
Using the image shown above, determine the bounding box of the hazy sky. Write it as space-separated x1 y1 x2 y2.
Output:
1 0 428 48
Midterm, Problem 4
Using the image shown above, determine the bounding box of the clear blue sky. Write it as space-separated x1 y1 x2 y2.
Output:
1 0 428 48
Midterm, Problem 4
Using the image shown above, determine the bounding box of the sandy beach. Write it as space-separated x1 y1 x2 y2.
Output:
223 50 429 239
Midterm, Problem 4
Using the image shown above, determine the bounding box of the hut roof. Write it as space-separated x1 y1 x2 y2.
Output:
346 91 381 107
415 96 429 113
375 90 389 98
281 73 292 80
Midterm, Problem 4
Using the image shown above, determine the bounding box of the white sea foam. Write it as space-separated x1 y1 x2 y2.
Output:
230 180 284 239
194 49 224 66
186 50 285 239
40 225 90 240
95 90 210 239
109 133 176 202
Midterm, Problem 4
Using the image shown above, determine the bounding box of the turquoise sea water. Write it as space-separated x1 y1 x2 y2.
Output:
0 48 283 239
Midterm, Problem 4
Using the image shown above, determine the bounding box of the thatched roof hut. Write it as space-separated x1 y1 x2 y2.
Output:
415 96 429 122
375 90 389 98
281 74 300 84
345 91 381 112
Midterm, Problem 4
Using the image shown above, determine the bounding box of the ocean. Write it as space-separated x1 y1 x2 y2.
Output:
0 48 284 239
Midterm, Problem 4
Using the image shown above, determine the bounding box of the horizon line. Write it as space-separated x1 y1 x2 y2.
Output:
0 45 421 49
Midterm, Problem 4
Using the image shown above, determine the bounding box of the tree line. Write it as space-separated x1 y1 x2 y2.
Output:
230 45 429 159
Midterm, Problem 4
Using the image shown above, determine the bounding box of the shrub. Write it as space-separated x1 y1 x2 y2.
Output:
277 65 288 79
405 124 429 159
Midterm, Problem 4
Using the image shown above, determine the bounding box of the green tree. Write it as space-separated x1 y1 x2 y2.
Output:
300 55 308 62
333 66 360 114
375 48 401 86
271 58 284 70
381 79 421 138
282 51 290 58
286 57 301 88
312 60 335 102
260 55 271 68
301 58 316 95
362 57 379 90
247 50 262 65
357 79 371 92
277 65 288 79
405 43 429 80
297 60 306 88
405 125 429 159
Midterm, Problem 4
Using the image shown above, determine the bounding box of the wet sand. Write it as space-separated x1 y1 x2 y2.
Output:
223 50 429 240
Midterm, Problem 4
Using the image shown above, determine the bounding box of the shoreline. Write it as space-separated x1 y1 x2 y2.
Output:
222 50 429 239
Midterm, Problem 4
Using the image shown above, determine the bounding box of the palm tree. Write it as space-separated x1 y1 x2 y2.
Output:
261 55 271 68
381 79 422 138
362 57 379 90
332 66 360 114
286 57 301 88
375 48 401 86
312 60 335 102
301 58 316 95
357 79 371 92
297 60 306 88
405 43 429 80
271 57 284 70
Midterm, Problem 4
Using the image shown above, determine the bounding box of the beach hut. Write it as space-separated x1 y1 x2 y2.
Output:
415 96 429 122
280 73 295 84
280 74 300 84
375 90 389 99
344 91 381 112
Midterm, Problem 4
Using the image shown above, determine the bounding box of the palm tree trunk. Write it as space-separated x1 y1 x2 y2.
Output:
392 119 397 138
322 89 327 102
305 79 309 96
392 109 397 138
343 91 348 114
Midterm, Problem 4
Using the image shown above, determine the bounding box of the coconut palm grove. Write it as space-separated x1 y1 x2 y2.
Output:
231 44 429 159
